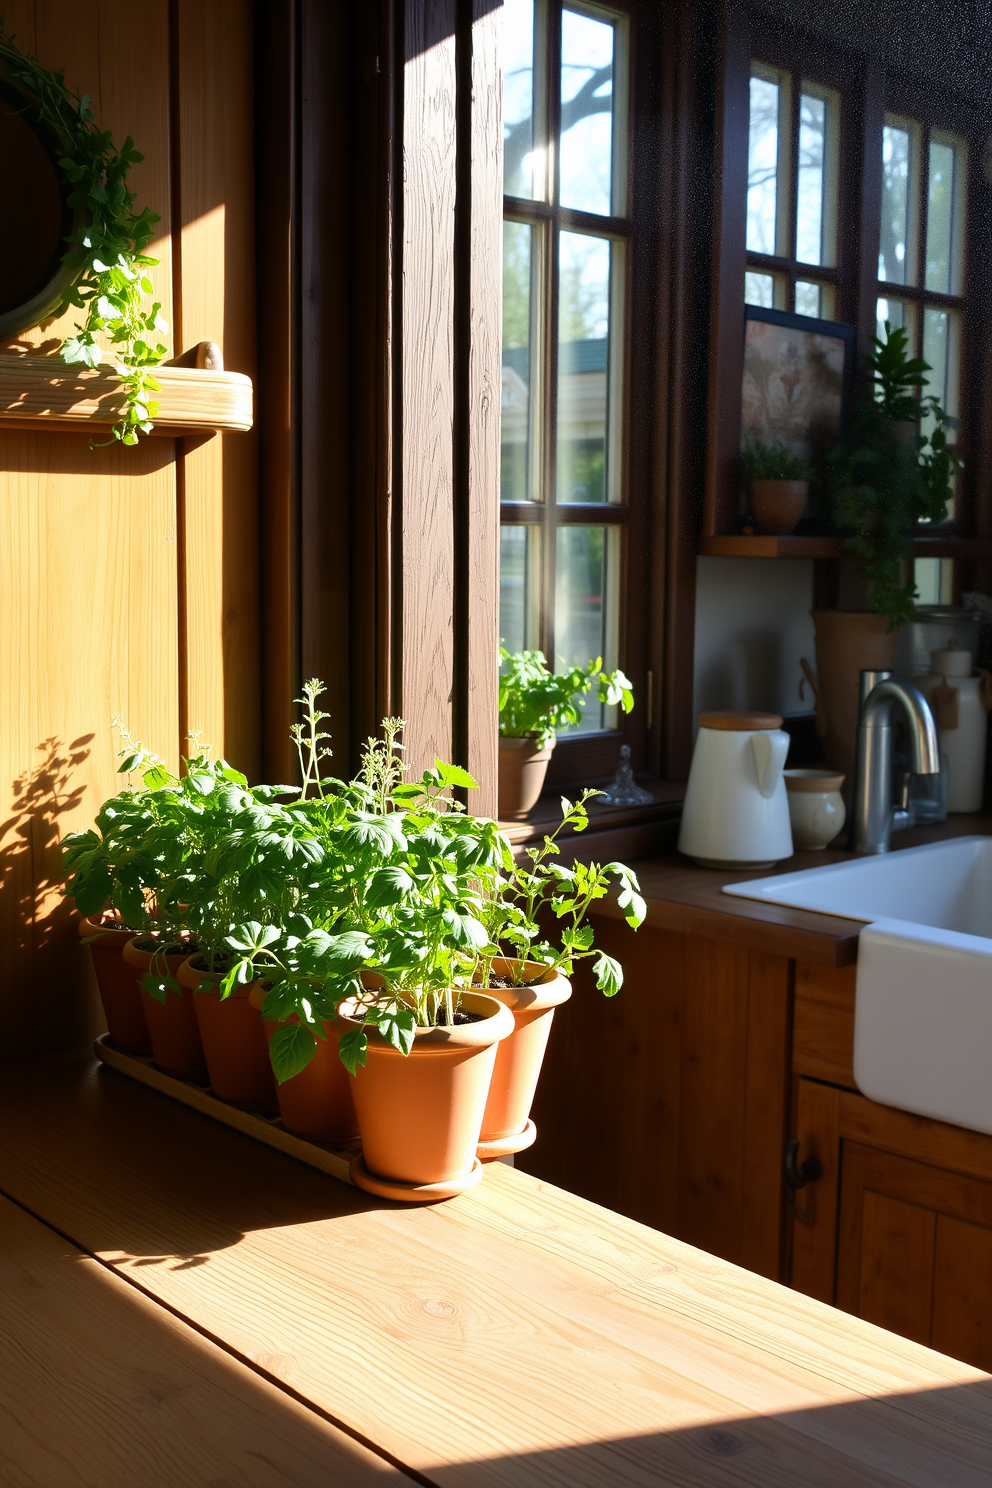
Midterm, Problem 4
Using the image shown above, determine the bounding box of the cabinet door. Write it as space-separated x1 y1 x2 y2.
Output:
837 1143 992 1369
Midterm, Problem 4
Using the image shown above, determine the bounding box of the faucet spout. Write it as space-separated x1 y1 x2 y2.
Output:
851 670 940 854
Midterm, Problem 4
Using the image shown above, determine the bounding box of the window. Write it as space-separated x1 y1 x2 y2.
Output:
745 62 841 319
501 0 630 735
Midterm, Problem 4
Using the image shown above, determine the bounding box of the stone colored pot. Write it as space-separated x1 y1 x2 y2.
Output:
334 990 514 1200
181 957 278 1112
79 914 151 1054
807 611 899 775
262 1013 360 1143
784 769 847 850
475 958 572 1160
748 479 808 536
124 936 207 1081
497 736 554 820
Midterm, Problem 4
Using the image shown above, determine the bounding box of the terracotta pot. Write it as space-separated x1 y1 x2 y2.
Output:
476 958 571 1160
807 611 899 775
262 1013 359 1143
79 914 151 1054
748 479 809 536
181 957 278 1112
334 990 514 1200
124 937 208 1081
497 737 554 820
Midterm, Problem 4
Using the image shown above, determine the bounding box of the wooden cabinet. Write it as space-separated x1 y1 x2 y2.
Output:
792 1077 992 1373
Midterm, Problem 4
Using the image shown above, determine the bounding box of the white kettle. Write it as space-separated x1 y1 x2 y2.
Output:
679 711 794 869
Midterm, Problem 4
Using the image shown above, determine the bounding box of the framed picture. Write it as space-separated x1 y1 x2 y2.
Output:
741 306 855 464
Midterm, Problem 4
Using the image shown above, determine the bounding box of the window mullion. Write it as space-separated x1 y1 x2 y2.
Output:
786 72 801 311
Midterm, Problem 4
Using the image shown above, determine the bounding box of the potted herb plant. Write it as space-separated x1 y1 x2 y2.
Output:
741 436 813 535
498 647 634 819
809 324 962 771
473 790 645 1158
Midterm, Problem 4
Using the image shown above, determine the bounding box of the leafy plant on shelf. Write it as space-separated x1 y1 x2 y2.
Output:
498 646 634 748
476 790 646 995
0 23 167 446
825 323 961 628
741 436 813 483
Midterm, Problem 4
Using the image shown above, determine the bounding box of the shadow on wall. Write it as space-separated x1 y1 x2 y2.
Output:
0 736 101 1059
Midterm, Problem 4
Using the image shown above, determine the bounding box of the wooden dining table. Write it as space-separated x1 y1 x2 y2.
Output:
2 1048 991 1486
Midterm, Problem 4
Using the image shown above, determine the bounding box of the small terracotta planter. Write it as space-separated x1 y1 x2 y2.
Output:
335 990 514 1201
261 1013 360 1143
498 736 554 819
124 936 207 1081
476 958 572 1160
182 957 278 1112
79 914 151 1054
748 479 809 536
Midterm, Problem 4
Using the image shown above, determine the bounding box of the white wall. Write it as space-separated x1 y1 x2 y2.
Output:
693 557 815 727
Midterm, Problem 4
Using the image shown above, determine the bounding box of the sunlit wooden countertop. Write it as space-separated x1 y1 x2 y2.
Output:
2 1049 991 1486
590 814 992 967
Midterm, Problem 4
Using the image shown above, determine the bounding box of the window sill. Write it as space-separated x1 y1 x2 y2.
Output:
499 777 685 862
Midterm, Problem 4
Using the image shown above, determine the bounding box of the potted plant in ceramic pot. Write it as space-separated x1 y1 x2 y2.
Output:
741 436 813 535
807 324 961 773
498 646 634 819
472 789 645 1159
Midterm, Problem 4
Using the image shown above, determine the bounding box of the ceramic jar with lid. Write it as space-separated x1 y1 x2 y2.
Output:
678 711 793 869
784 769 846 850
918 643 992 813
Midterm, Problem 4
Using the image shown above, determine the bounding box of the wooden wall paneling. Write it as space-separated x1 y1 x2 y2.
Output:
174 0 260 777
0 4 180 1060
851 1185 937 1347
702 4 748 542
676 937 749 1261
254 0 298 785
790 1076 841 1303
740 951 791 1280
839 1088 992 1186
460 0 501 818
397 0 457 784
298 0 354 773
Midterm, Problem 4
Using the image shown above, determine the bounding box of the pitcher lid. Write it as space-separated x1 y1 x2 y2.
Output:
698 710 783 731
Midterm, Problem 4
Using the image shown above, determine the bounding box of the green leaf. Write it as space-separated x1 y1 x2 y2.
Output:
269 1023 317 1084
592 952 623 997
431 759 478 790
365 865 414 907
338 1027 368 1075
374 1007 416 1056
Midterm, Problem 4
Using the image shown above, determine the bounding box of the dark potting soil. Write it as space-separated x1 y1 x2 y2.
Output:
432 1008 485 1027
481 974 545 990
133 936 200 957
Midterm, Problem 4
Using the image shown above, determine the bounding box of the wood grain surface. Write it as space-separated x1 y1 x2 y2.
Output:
0 358 253 433
0 1194 400 1486
2 1050 992 1487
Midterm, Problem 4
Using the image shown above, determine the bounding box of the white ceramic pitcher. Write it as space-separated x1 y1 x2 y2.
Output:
678 711 794 869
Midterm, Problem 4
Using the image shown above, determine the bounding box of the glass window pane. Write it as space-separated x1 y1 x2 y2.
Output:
503 0 536 199
499 525 541 654
795 280 821 317
876 295 914 348
559 8 614 216
745 271 774 307
555 525 619 732
747 70 784 255
557 231 611 504
880 123 912 285
502 221 537 501
926 139 956 294
923 306 951 414
797 94 824 263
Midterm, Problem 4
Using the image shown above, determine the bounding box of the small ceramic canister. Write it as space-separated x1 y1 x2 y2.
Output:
784 769 846 850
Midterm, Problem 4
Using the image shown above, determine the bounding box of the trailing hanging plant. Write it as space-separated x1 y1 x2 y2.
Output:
0 21 167 445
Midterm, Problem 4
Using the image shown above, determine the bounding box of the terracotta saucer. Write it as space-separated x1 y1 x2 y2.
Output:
350 1153 483 1202
476 1117 537 1162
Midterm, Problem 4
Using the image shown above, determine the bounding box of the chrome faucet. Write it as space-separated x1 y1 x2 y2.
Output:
850 669 941 854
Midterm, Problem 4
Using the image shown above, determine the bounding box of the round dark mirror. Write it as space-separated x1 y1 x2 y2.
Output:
0 60 85 341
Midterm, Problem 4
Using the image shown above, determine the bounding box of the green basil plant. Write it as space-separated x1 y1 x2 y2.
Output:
498 646 634 749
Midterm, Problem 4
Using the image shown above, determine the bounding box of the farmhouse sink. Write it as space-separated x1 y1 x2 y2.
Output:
724 837 992 1136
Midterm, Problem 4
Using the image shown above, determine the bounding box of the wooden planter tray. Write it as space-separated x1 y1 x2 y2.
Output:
93 1035 355 1185
0 347 253 436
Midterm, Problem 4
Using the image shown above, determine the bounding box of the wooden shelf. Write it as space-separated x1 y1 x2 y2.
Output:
0 350 253 437
699 534 991 559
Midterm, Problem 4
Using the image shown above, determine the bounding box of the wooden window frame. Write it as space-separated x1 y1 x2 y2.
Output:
706 9 992 577
502 0 640 787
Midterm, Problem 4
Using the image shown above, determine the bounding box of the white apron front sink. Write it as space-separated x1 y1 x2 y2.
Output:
723 838 992 1136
